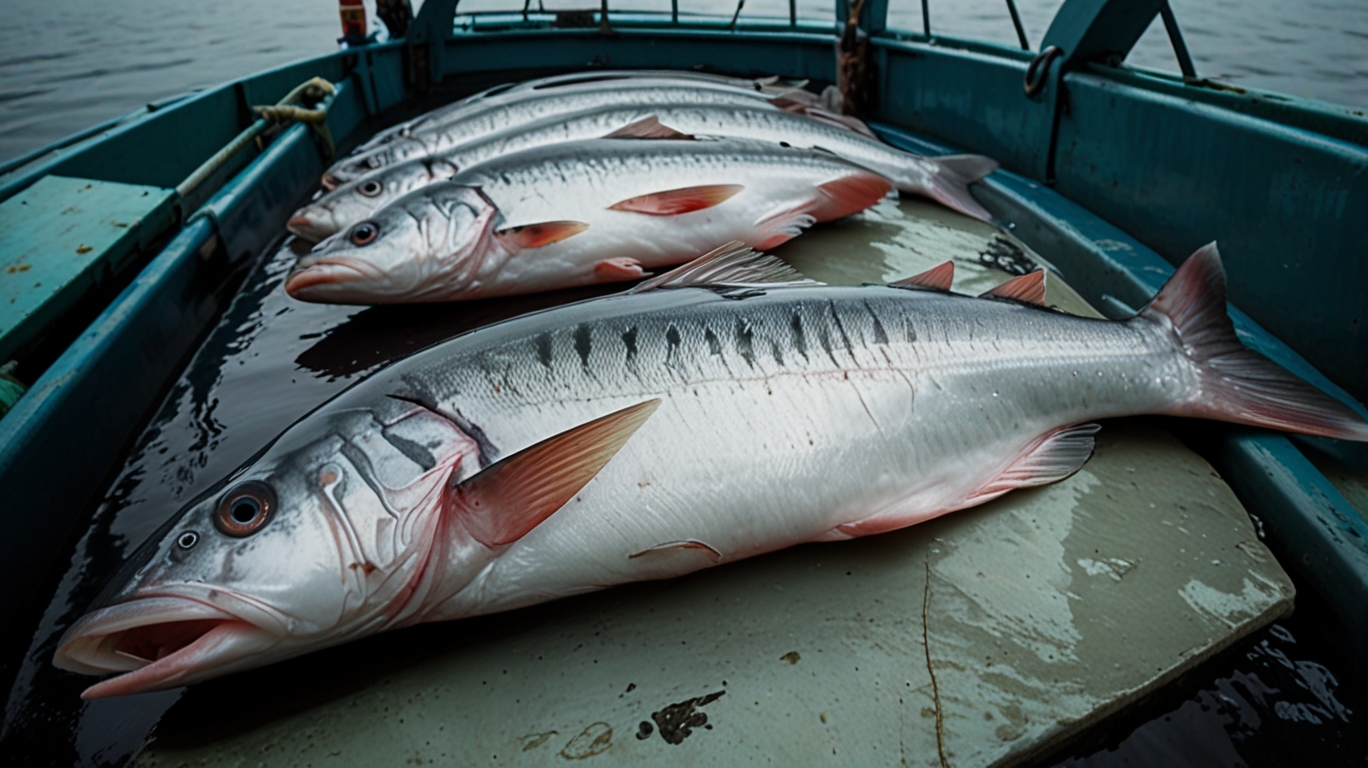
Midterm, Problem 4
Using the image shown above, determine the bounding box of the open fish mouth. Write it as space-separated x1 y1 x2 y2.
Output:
53 594 277 699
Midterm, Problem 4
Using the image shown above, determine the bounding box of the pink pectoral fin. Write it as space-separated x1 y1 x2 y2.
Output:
449 399 661 547
609 184 744 215
495 220 589 250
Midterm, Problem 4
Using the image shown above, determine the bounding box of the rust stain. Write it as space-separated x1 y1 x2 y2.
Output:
780 651 801 665
559 722 612 760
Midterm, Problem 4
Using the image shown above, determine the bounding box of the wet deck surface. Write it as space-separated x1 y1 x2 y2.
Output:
135 199 1295 767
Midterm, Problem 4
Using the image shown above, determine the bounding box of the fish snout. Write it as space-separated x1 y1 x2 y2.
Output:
285 257 383 303
287 211 339 243
320 173 341 191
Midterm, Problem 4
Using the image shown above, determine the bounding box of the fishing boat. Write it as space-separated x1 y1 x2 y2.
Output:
0 0 1364 763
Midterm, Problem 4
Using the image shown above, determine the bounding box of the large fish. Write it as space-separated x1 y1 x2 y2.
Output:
322 78 838 189
287 137 898 304
354 69 816 153
288 104 995 242
53 243 1368 698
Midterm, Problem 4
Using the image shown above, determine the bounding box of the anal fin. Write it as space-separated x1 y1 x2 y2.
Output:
450 399 660 548
964 423 1101 505
825 423 1100 541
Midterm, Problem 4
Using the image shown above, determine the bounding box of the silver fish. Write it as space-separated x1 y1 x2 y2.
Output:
354 69 814 153
288 103 995 242
288 137 899 304
323 78 830 189
53 243 1368 698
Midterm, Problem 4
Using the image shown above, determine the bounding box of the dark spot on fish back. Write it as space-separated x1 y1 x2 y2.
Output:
666 325 681 358
790 312 808 360
734 318 756 368
829 301 855 352
573 324 592 368
704 327 722 356
864 300 889 344
536 332 553 370
622 326 638 362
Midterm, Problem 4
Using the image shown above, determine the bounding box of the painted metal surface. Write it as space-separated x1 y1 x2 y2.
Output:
0 118 331 626
0 176 176 363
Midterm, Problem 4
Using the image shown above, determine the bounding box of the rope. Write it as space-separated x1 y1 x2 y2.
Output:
176 77 337 198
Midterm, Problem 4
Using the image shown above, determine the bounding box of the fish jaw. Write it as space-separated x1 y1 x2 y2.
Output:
53 593 281 699
285 256 384 303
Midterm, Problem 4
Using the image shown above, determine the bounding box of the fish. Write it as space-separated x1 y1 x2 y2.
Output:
353 69 816 153
288 104 996 242
287 137 899 304
52 242 1368 698
322 78 838 189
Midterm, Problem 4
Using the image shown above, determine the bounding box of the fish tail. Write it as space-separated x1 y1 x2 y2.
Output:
1139 242 1368 441
913 154 998 223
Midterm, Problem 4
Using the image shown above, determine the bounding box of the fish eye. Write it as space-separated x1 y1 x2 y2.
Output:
214 481 276 537
176 531 198 550
358 180 383 197
349 221 380 246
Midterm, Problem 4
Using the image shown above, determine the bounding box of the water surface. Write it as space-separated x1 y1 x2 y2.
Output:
2 0 1365 162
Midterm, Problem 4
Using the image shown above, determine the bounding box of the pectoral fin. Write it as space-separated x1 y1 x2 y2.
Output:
609 184 743 215
495 220 589 250
450 399 661 547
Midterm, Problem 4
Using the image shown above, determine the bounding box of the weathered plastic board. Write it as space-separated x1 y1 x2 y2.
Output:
139 200 1293 767
0 175 175 362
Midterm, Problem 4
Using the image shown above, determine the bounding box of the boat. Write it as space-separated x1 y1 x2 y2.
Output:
0 0 1364 763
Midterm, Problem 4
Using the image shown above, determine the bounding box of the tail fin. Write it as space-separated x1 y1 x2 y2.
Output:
923 154 998 223
1140 243 1368 441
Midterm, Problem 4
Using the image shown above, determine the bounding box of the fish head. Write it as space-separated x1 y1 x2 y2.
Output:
285 184 504 304
321 138 423 189
288 158 463 242
54 399 488 698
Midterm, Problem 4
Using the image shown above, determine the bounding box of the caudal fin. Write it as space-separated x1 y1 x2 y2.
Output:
921 154 998 223
1140 243 1368 441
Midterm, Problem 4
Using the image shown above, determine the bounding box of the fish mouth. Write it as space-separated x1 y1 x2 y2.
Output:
285 257 381 301
53 594 278 699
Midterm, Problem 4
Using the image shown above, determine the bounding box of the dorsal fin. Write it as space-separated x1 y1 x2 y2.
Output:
629 241 822 293
980 270 1047 306
891 261 954 291
603 116 695 141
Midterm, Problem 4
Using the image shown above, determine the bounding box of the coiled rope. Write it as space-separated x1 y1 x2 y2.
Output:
176 77 336 198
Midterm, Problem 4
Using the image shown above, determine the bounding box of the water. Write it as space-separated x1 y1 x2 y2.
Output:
1 0 1366 162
